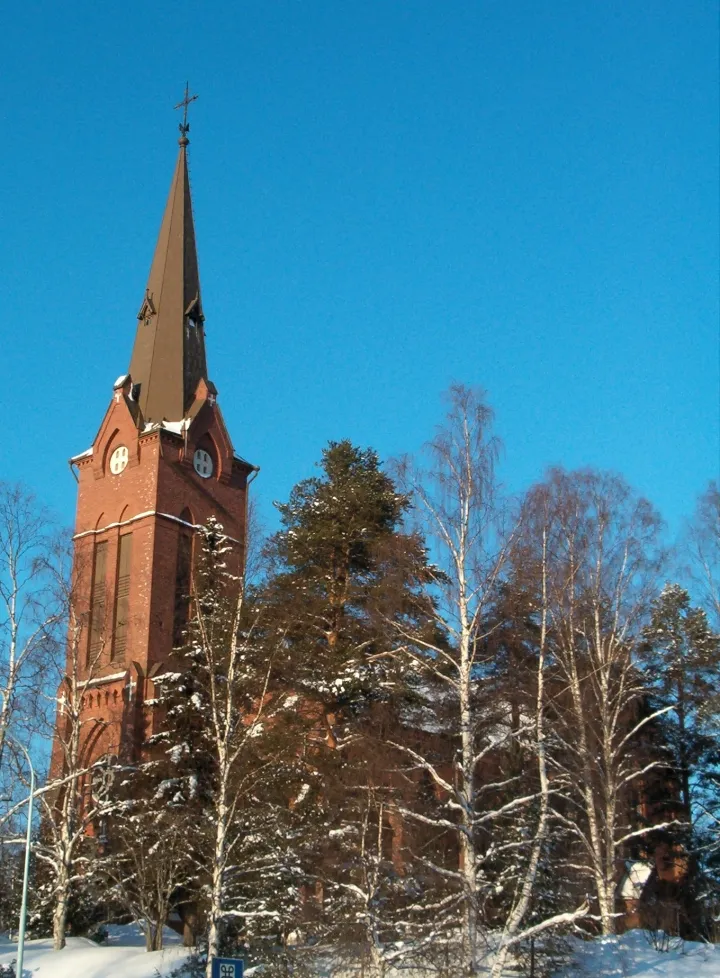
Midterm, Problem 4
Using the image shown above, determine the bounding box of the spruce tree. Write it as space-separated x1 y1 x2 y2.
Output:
639 583 720 935
641 583 719 819
265 440 433 710
261 440 437 960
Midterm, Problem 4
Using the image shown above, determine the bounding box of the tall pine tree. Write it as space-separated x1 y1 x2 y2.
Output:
641 583 720 820
261 440 437 961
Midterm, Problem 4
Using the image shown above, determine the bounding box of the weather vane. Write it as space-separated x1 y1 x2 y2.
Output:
175 82 198 142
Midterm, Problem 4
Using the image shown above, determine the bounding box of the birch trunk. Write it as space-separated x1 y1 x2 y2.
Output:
38 592 104 955
198 547 270 978
459 599 479 975
489 529 552 978
391 387 511 976
206 791 228 976
50 667 84 952
525 469 664 937
53 887 69 952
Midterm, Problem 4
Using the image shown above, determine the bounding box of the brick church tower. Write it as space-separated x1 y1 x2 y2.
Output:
51 119 255 781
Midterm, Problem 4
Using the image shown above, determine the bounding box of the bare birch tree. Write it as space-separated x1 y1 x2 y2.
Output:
148 517 303 974
686 481 720 628
0 484 86 951
196 525 274 972
522 468 668 935
100 792 197 951
488 516 589 978
32 542 115 951
390 386 585 976
0 483 62 775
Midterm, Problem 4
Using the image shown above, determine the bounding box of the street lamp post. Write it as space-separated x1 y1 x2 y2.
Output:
10 738 36 978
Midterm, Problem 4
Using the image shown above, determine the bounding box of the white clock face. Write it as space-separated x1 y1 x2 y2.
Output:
109 446 129 475
193 449 214 479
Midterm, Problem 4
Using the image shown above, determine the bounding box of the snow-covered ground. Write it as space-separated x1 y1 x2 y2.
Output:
563 929 720 977
0 923 191 977
2 925 720 977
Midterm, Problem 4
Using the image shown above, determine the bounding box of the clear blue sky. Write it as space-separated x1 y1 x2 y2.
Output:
1 1 717 539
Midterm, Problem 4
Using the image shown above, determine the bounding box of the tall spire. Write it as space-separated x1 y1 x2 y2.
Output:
129 88 207 422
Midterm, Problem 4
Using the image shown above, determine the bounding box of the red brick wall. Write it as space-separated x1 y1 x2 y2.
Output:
51 383 249 779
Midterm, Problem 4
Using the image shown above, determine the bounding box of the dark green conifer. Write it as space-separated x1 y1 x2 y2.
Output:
261 440 437 960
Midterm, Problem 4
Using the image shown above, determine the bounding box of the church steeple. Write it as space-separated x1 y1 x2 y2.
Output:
129 97 207 423
52 97 253 840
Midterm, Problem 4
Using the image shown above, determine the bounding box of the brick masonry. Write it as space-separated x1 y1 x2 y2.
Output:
50 373 251 783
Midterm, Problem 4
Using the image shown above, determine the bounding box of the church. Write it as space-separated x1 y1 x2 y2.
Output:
50 105 254 783
46 98 690 950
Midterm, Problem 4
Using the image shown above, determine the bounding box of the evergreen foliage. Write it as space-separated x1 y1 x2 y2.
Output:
0 844 22 934
260 440 439 961
133 518 307 965
264 439 435 711
5 396 720 972
639 584 720 936
641 583 720 818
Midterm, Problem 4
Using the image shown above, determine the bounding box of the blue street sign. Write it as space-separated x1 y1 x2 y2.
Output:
211 957 244 978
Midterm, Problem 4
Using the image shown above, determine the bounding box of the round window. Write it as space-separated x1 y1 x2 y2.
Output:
193 448 214 479
109 446 129 475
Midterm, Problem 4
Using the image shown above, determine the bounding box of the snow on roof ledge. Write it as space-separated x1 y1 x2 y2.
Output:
142 419 187 436
71 447 93 462
161 420 187 435
86 671 128 687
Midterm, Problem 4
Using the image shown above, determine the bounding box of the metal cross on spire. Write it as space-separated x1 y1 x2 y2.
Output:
175 82 198 143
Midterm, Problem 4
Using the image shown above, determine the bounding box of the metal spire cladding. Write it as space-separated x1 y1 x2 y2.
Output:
129 90 207 423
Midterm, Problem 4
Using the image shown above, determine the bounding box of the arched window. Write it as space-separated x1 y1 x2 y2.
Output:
88 541 108 664
112 533 133 660
173 510 194 647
